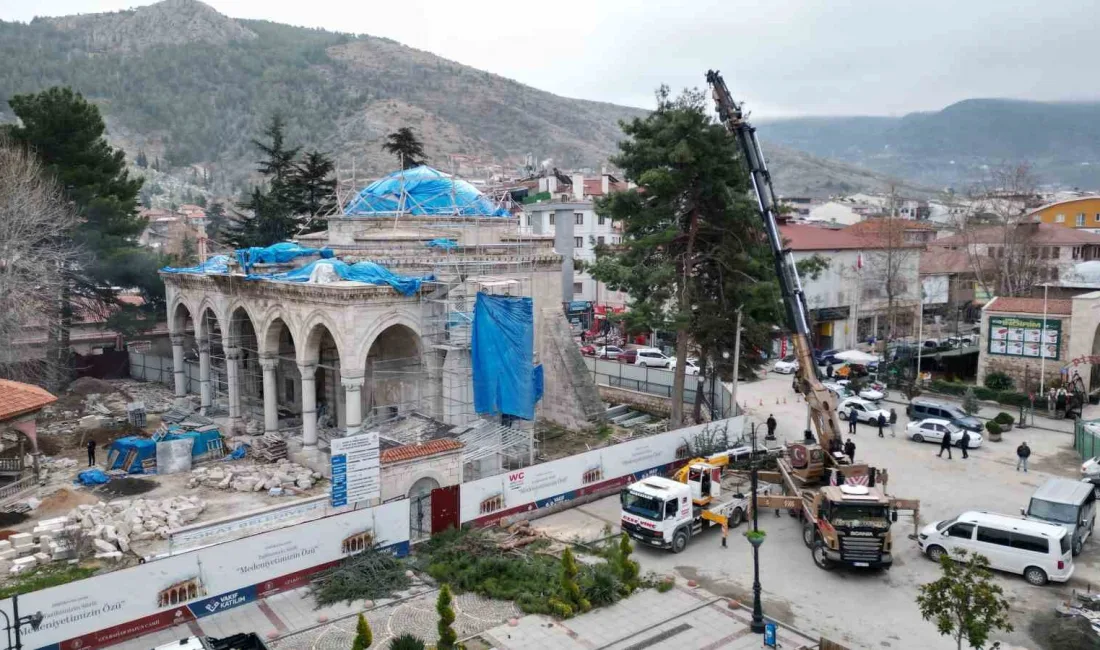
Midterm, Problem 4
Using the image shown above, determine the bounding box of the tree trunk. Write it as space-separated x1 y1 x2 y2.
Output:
692 353 709 424
671 209 701 426
46 277 72 392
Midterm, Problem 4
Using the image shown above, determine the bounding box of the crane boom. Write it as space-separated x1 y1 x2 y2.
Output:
705 69 843 464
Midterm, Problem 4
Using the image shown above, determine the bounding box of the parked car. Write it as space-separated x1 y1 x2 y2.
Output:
906 397 983 433
823 382 855 401
597 345 623 360
618 349 638 364
918 511 1073 586
906 418 983 448
669 357 700 375
773 354 799 374
1082 455 1100 478
636 348 674 368
815 348 841 366
1023 479 1097 556
580 344 597 356
837 397 890 424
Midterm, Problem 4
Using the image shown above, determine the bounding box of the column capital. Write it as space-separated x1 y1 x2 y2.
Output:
297 362 318 375
170 334 185 346
260 357 279 371
197 339 211 354
341 375 365 391
224 346 242 361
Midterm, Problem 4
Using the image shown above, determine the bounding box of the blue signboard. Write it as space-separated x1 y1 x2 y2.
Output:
188 585 258 618
568 300 591 312
331 453 348 507
764 622 777 647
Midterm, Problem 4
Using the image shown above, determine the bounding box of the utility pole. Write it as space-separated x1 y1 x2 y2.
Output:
1040 283 1049 395
749 421 765 634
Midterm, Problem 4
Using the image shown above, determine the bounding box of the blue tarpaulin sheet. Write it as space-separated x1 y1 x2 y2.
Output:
76 469 109 485
107 436 157 473
426 238 459 249
235 242 334 273
161 255 230 275
344 166 511 217
472 292 536 420
164 427 222 457
250 259 432 296
533 364 544 403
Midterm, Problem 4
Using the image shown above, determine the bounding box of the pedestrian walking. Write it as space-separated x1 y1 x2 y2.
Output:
849 407 858 434
959 429 970 459
876 413 886 438
766 415 777 439
721 521 729 548
87 438 97 467
843 438 856 462
1017 441 1031 472
888 408 898 437
937 429 953 459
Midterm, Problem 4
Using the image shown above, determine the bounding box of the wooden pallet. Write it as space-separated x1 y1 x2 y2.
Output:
253 436 287 462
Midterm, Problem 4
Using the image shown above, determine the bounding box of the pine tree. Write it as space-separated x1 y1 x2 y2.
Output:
5 86 161 389
289 149 336 227
352 613 372 650
136 149 148 168
205 201 228 242
435 584 457 650
382 127 426 169
253 115 299 183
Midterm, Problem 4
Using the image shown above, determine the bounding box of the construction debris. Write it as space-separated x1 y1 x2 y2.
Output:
252 435 288 462
499 520 544 550
187 459 322 494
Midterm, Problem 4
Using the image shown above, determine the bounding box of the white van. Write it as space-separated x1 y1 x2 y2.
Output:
918 511 1073 586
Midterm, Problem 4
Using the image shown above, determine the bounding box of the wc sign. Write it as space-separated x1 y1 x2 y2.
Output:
508 471 525 490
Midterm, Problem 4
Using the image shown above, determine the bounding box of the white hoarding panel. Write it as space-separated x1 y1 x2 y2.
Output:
331 431 381 507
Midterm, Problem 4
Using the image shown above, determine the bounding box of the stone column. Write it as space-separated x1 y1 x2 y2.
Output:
342 372 365 436
299 363 318 447
261 357 279 435
225 346 242 431
171 334 187 399
198 336 212 415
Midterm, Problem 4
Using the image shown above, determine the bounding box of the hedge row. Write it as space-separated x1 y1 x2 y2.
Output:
928 380 1031 408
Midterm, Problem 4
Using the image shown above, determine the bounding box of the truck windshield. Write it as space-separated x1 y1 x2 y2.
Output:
831 504 889 525
621 491 662 520
1028 498 1078 524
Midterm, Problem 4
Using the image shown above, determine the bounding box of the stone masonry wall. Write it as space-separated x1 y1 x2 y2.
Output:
380 450 462 501
537 308 604 431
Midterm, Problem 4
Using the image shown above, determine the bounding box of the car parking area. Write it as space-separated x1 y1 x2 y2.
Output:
530 372 1100 649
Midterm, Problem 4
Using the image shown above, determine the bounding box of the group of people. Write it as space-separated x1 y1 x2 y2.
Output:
846 405 898 438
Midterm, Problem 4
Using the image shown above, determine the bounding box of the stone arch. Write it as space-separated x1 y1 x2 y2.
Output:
196 298 224 341
363 322 424 423
227 305 263 416
407 473 442 498
258 309 298 359
299 315 346 430
407 472 444 540
225 301 262 348
170 299 196 335
353 310 422 364
300 311 349 366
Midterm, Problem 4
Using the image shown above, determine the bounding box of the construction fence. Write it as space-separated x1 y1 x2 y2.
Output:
583 357 738 418
128 351 198 392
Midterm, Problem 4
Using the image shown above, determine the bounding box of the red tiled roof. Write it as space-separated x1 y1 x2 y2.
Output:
0 380 57 421
381 438 464 464
920 249 973 275
847 218 936 235
985 297 1073 316
934 223 1100 247
780 224 867 250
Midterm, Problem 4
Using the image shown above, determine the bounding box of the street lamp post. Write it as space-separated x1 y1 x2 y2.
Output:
749 422 765 634
0 594 44 650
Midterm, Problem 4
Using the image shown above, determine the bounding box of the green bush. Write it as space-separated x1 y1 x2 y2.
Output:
994 412 1015 425
985 421 1002 435
972 386 998 401
984 371 1014 391
388 634 426 650
436 584 457 650
352 613 372 650
996 391 1031 407
656 578 675 593
962 388 981 416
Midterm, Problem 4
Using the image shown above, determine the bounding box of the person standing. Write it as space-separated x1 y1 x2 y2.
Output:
1017 441 1031 472
888 408 898 437
849 407 858 434
766 414 777 439
959 429 970 459
826 363 834 379
86 438 97 467
937 429 953 459
844 438 856 462
876 413 886 438
721 520 729 548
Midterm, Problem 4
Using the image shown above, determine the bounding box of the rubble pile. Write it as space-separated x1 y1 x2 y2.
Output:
188 459 322 495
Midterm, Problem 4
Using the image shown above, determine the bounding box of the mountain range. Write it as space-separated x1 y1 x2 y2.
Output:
759 99 1100 191
0 0 945 200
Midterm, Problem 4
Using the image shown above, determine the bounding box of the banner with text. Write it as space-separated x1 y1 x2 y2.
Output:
2 499 409 650
460 417 744 527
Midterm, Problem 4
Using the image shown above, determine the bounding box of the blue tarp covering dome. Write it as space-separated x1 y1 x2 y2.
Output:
344 166 510 217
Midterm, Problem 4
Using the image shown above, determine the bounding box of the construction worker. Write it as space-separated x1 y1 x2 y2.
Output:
766 415 777 439
843 438 856 462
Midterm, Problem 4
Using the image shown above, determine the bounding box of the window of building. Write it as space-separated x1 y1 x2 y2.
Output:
1096 213 1100 223
1078 213 1087 227
597 236 605 246
549 213 555 225
575 213 584 225
573 282 583 295
574 236 583 248
1074 246 1083 260
1056 213 1065 223
598 214 606 226
1052 247 1061 259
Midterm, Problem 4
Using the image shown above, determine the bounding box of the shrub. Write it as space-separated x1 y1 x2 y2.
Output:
994 412 1014 426
352 613 372 650
581 563 622 607
656 578 675 593
985 421 1002 435
996 391 1031 408
436 584 457 650
961 388 980 416
972 386 997 401
388 634 426 650
617 534 639 593
560 548 590 614
984 371 1014 391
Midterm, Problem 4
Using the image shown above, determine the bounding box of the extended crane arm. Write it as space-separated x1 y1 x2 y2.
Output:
705 69 843 457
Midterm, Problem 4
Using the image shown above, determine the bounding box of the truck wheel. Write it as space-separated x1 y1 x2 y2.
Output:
802 523 817 548
1073 538 1083 556
672 530 689 554
812 542 834 570
729 508 744 528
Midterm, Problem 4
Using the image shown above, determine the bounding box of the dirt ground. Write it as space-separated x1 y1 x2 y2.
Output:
526 372 1097 650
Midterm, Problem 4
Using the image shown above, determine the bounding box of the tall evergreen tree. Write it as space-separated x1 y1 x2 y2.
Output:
5 86 161 388
290 149 336 227
253 115 299 183
382 127 426 169
135 149 148 168
204 201 228 242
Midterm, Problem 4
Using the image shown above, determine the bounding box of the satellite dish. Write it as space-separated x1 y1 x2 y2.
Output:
840 484 870 496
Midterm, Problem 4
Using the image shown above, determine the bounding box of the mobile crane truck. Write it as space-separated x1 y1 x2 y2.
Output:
619 70 919 568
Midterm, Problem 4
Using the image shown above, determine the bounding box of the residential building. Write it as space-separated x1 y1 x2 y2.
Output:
1026 196 1100 233
930 223 1100 286
847 218 937 246
780 224 921 350
807 201 862 226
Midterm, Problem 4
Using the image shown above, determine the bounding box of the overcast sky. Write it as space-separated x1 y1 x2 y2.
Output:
2 0 1096 117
